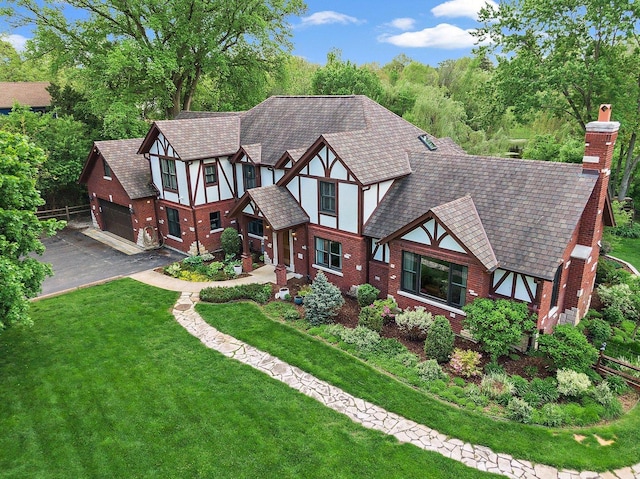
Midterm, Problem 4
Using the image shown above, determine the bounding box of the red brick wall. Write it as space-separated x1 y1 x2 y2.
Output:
385 238 491 334
369 261 389 297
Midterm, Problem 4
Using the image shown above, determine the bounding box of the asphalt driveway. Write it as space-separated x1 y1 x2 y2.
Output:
37 226 184 297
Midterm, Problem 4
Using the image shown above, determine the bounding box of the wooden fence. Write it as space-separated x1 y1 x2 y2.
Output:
36 204 90 221
595 351 640 391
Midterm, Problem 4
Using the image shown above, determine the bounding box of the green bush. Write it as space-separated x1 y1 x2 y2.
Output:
538 324 598 372
416 359 448 382
463 298 535 363
579 317 612 346
480 371 515 400
450 348 482 378
356 283 380 307
358 304 384 332
395 306 433 341
164 262 181 278
199 283 272 304
303 272 345 326
183 255 204 267
510 375 529 397
605 375 629 395
220 227 241 257
557 369 591 398
596 258 629 286
603 306 625 327
506 397 533 424
339 326 381 352
529 377 559 405
424 315 454 363
535 403 565 427
589 382 617 408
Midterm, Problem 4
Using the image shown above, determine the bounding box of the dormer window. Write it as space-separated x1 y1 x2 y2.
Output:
419 134 438 151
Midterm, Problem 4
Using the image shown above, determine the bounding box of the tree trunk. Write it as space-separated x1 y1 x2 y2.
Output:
618 132 639 201
182 66 202 112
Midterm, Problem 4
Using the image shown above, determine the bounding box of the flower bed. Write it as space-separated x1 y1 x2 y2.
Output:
160 251 262 282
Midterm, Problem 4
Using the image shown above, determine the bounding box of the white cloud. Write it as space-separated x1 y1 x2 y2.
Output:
299 11 364 27
388 18 416 31
2 34 29 52
431 0 498 21
378 23 489 49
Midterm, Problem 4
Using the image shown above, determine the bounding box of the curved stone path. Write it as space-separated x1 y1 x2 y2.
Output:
171 292 640 479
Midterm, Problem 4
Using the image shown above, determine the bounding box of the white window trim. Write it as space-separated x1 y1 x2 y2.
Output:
397 290 466 316
248 233 264 240
166 234 183 243
103 176 112 181
548 306 558 318
312 264 344 277
209 227 224 234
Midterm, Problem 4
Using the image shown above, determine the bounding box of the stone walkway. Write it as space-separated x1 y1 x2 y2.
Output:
170 291 640 479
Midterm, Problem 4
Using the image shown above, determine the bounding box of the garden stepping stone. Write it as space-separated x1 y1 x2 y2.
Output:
170 292 640 479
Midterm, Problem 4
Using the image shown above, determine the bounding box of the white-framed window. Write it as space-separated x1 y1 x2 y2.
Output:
315 237 342 271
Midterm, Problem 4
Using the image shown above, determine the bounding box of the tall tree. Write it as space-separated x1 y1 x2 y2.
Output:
5 0 305 119
0 131 63 332
312 50 383 100
476 0 640 199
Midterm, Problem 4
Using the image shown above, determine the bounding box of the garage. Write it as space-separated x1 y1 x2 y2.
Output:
99 199 135 242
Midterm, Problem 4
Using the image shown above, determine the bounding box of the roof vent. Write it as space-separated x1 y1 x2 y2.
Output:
419 134 438 151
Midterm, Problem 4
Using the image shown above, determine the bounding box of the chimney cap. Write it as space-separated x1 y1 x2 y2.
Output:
598 104 612 122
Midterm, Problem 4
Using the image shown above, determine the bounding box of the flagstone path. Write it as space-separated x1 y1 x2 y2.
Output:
171 291 640 479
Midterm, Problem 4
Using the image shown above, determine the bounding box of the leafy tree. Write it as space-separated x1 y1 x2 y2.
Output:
0 105 91 206
463 298 535 363
538 325 599 373
0 37 50 81
303 271 344 326
476 0 640 199
5 0 305 120
0 131 63 331
220 228 241 258
312 50 383 99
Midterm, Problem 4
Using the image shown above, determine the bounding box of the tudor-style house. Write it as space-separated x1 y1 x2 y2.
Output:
79 96 618 334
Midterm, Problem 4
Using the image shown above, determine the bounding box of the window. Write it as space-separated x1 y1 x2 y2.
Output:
315 237 342 271
550 265 562 308
209 211 221 231
418 134 438 151
167 207 181 238
401 252 467 308
103 158 111 178
160 158 178 191
319 181 336 214
243 164 257 190
247 219 263 237
204 163 217 185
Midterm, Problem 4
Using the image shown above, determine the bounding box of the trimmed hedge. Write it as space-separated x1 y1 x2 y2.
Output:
200 284 272 304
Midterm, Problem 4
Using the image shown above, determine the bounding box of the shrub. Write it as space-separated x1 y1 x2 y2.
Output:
596 258 629 286
536 403 565 427
538 324 599 373
372 298 399 323
463 298 535 363
164 262 181 278
480 371 515 400
416 359 448 382
602 306 625 327
605 375 629 395
199 283 272 304
395 306 433 341
450 348 482 378
303 272 345 326
590 382 615 407
506 397 533 423
358 305 384 333
424 315 454 363
510 375 529 397
183 255 204 267
598 283 640 325
579 317 612 346
220 227 241 257
339 326 381 352
557 369 592 398
356 283 380 307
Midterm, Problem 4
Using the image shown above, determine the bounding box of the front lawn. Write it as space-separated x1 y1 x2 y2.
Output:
0 279 495 479
609 235 640 271
197 301 640 472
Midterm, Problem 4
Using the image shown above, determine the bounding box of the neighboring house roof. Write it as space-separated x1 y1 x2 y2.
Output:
0 82 51 109
364 153 598 280
79 138 156 199
139 116 240 160
230 185 309 232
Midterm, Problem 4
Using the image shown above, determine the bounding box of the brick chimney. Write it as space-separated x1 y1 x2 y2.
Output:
564 105 620 320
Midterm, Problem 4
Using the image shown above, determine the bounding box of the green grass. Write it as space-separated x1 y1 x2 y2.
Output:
0 279 497 479
197 302 640 472
609 235 640 270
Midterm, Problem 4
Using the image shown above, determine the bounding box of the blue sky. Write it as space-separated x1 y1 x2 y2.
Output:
1 0 495 67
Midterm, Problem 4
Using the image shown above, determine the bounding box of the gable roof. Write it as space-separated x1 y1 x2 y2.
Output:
138 116 240 160
175 111 242 120
364 153 598 280
229 185 309 231
0 82 51 109
79 138 156 199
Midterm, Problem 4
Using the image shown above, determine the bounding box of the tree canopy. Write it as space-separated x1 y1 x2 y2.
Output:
0 131 63 331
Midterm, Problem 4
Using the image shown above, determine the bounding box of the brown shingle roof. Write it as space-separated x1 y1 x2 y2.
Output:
174 111 242 120
246 185 309 231
149 116 240 160
90 139 155 199
0 82 51 109
364 153 597 280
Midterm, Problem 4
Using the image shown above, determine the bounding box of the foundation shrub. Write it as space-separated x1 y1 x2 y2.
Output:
358 304 384 333
395 306 433 341
424 315 454 363
304 272 345 326
220 227 241 257
356 283 380 307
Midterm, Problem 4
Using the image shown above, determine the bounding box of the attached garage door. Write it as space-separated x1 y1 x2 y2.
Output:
99 200 134 242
